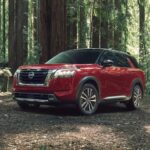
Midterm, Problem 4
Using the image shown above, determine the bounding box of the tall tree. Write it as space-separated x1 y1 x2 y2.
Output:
27 0 40 64
114 0 122 50
100 0 109 48
0 0 2 54
40 0 67 63
2 0 6 61
8 0 28 72
77 0 87 48
33 0 39 46
138 0 146 65
114 0 129 51
67 0 77 49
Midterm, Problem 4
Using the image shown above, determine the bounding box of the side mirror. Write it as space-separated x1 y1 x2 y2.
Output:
102 59 113 67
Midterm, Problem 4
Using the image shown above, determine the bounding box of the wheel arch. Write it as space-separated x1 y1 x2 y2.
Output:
76 76 101 100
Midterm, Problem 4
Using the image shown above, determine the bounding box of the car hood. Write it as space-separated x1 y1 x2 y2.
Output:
18 64 99 70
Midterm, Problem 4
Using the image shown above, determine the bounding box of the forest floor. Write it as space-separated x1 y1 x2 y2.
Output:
0 94 150 150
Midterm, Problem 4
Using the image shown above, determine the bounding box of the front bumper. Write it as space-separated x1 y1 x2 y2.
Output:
13 92 59 105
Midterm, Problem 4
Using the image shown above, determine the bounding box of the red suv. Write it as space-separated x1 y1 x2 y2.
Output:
13 49 146 115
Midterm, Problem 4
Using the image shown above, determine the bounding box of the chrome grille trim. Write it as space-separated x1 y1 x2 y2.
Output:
18 69 50 86
15 98 49 103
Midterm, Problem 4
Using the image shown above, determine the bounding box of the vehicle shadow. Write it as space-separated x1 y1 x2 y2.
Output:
0 98 150 149
14 102 129 116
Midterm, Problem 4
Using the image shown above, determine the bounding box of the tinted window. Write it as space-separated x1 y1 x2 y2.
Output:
46 50 100 64
114 53 130 67
100 51 115 63
100 51 130 67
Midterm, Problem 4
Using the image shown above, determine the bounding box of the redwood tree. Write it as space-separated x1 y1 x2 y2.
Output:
8 0 28 73
67 0 77 49
138 0 146 65
40 0 67 63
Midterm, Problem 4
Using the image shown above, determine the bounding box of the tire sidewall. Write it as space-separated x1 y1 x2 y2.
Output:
77 83 99 115
127 85 142 110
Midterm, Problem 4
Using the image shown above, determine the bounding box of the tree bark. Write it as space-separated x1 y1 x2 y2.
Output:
8 0 16 73
67 0 77 49
92 16 100 48
8 0 28 73
2 0 6 61
0 0 2 51
33 0 39 46
114 0 128 51
77 0 86 48
100 0 109 48
40 0 67 63
138 0 145 65
114 0 122 50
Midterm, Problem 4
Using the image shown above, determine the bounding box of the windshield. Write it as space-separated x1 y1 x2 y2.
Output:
46 50 101 64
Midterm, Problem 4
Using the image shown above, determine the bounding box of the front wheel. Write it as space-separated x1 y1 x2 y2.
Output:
77 84 99 115
17 101 40 110
126 85 142 110
17 101 30 110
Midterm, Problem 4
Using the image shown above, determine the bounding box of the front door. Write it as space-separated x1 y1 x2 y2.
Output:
99 51 131 99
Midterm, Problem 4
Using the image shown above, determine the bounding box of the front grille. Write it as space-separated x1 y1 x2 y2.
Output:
19 69 48 85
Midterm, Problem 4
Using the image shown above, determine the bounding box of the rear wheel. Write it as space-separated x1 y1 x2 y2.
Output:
126 85 142 110
77 84 99 115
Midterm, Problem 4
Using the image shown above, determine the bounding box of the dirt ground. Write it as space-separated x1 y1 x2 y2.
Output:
0 93 150 150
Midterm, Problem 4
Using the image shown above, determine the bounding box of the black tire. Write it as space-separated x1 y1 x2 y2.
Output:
17 101 30 110
17 102 40 110
126 85 142 110
31 103 40 109
77 83 99 115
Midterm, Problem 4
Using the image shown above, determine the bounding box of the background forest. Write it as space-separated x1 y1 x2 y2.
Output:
0 0 150 92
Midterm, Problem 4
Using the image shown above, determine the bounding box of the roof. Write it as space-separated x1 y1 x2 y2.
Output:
66 48 130 56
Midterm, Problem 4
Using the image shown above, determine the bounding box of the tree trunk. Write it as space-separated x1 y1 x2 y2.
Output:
0 0 1 52
8 0 16 73
92 16 100 48
114 0 122 50
114 0 128 51
89 0 95 47
67 0 77 49
101 0 108 48
8 0 28 73
33 0 38 45
77 0 86 48
2 0 6 61
138 0 145 65
107 0 115 49
16 0 28 66
40 0 67 63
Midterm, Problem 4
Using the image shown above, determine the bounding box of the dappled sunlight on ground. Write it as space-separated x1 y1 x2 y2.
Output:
0 95 150 149
144 126 150 134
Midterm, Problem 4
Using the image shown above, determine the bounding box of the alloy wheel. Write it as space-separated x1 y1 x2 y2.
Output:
132 85 142 108
78 84 98 115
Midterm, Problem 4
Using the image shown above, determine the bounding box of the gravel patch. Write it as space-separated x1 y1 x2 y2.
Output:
0 95 150 150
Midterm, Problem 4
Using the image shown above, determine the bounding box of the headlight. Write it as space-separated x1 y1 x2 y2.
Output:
44 70 56 86
54 69 76 78
14 69 21 78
